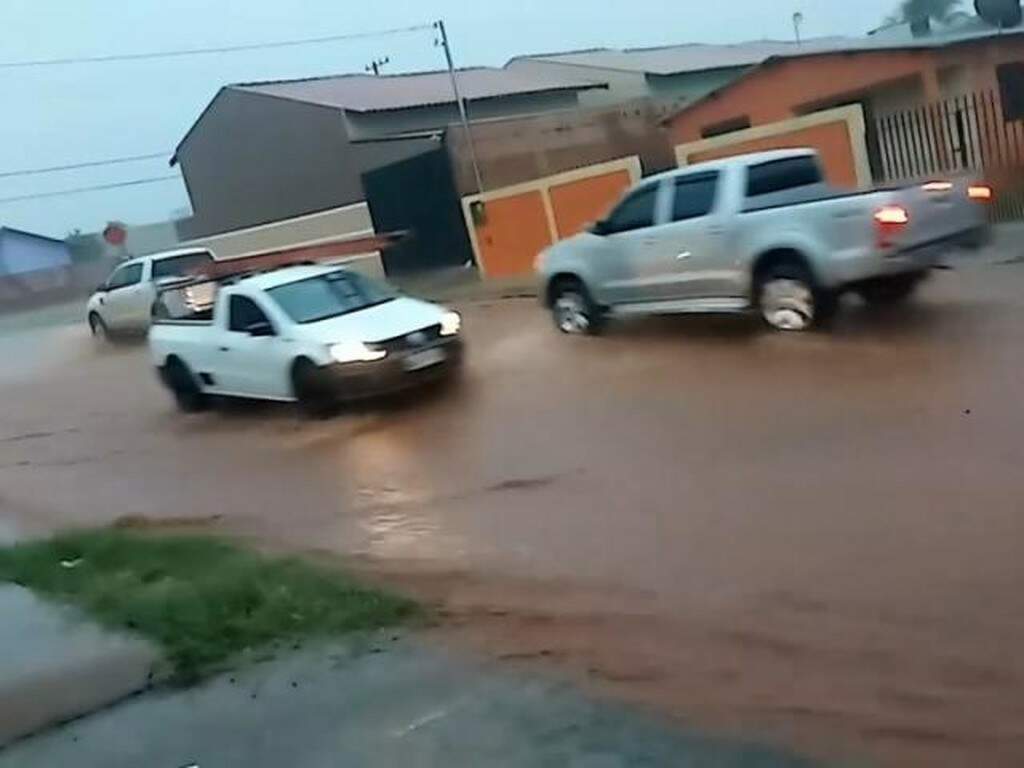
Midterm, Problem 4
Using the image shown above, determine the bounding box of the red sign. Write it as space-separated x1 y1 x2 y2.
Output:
103 223 127 246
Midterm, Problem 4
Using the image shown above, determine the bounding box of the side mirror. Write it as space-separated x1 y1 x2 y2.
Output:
590 219 611 236
246 320 275 337
95 284 108 293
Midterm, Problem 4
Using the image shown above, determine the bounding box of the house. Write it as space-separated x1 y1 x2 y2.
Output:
0 227 73 305
171 67 608 240
506 38 855 112
664 27 1024 189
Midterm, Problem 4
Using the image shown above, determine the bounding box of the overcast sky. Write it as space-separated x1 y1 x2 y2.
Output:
1 0 901 237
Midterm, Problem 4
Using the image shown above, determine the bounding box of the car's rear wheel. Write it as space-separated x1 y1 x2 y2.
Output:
755 260 836 332
856 273 922 306
165 358 208 413
88 312 109 343
551 279 604 335
292 358 336 418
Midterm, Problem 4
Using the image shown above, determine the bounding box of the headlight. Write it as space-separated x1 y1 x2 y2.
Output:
329 340 386 363
440 310 461 337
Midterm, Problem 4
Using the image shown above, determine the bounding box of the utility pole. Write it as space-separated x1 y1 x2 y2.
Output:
435 19 484 195
792 11 804 45
365 57 390 76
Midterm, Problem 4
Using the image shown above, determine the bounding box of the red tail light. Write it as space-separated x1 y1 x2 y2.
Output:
968 184 993 201
874 205 909 249
922 181 953 192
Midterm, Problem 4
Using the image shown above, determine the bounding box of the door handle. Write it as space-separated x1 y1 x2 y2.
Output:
218 346 231 352
642 238 658 247
707 226 725 236
677 251 692 260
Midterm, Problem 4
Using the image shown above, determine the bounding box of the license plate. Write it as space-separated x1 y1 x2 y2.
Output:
403 347 446 371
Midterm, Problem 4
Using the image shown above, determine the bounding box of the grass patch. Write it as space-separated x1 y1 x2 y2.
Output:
0 529 417 683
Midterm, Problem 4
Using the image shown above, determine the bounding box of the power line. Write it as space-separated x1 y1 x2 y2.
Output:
0 24 433 69
0 175 180 205
0 152 168 179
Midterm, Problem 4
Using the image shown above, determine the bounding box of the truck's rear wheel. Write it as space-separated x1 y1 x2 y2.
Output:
165 358 207 413
551 279 604 335
292 358 335 418
856 273 922 306
755 261 836 332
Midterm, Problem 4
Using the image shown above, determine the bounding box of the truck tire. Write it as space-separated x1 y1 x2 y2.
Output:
550 278 604 335
292 358 335 418
165 358 208 413
88 312 109 343
754 260 836 332
856 273 922 306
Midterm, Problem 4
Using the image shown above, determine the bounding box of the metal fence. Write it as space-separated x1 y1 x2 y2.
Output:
873 91 1024 222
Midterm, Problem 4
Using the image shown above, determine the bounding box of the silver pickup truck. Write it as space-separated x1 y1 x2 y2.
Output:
536 149 990 333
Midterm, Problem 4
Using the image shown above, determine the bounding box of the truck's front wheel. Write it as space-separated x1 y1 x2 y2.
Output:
551 279 604 335
292 358 336 418
164 358 208 413
755 261 836 332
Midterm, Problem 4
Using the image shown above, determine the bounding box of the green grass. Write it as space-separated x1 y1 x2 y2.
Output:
0 529 417 683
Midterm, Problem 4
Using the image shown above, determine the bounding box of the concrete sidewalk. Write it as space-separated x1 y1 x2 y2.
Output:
0 637 821 768
0 585 161 747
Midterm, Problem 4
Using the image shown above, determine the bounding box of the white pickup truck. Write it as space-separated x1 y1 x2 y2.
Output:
148 264 463 415
86 248 214 339
537 149 991 333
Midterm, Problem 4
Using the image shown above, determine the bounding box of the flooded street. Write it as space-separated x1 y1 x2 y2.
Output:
3 263 1024 766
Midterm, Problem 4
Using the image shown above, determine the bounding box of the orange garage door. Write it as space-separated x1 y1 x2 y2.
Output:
548 170 632 239
474 191 553 278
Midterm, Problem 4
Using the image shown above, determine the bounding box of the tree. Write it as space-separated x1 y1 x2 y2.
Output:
886 0 963 23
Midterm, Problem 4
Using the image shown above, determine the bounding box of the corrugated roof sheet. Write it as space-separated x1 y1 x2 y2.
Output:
234 67 607 112
515 38 856 75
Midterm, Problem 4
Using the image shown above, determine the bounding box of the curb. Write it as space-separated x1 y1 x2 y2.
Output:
0 585 162 747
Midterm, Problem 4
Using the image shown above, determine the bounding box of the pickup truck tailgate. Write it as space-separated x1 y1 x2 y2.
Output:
885 179 987 251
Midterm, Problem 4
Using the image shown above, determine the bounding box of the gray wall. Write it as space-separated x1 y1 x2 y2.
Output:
343 90 586 139
646 67 750 110
176 89 363 239
177 89 456 239
505 59 649 108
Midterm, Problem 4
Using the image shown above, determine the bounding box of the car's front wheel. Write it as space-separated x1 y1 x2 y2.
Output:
88 312 109 343
164 358 208 413
755 260 836 332
551 279 604 335
292 358 336 418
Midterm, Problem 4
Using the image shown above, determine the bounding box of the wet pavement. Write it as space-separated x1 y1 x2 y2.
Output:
2 262 1024 766
0 637 817 768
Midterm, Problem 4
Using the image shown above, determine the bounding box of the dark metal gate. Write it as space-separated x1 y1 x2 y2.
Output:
362 147 474 276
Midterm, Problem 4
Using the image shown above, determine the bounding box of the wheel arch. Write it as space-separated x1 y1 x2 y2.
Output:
751 248 819 297
544 272 587 307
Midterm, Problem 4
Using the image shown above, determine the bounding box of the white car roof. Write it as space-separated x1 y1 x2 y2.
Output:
238 264 348 291
647 148 817 183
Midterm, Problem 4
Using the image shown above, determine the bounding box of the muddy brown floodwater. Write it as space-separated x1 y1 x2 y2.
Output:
2 263 1024 766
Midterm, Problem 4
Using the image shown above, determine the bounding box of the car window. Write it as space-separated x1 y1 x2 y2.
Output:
604 185 659 234
106 263 143 290
151 252 213 280
671 173 719 222
228 295 273 333
267 270 399 325
746 157 823 198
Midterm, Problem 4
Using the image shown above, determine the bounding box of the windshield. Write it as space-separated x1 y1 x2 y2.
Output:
266 270 399 324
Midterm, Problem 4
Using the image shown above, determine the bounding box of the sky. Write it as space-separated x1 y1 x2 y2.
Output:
1 0 902 238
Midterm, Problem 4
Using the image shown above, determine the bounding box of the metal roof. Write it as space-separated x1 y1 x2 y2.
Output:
234 67 607 112
512 38 856 76
664 26 1024 124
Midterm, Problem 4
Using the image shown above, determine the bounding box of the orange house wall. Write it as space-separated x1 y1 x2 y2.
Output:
687 121 861 189
668 39 1024 146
